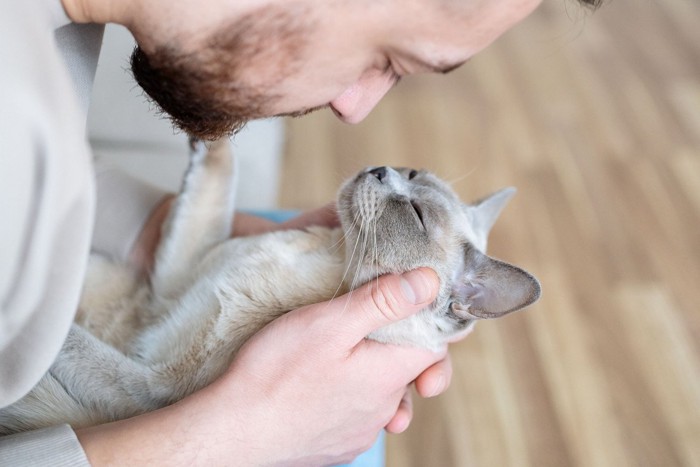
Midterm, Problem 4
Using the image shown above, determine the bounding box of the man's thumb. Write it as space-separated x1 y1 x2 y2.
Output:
338 268 439 343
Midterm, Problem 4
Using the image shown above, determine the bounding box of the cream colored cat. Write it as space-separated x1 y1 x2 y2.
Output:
0 139 540 434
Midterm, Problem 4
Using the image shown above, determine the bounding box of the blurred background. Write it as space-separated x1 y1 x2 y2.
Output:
88 0 699 466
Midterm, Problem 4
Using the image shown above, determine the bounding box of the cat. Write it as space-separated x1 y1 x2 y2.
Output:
0 138 540 434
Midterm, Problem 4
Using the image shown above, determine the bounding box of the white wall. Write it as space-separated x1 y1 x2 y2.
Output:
87 25 283 209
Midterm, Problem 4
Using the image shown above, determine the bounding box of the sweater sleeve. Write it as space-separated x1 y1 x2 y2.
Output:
0 1 96 464
0 0 93 408
0 425 90 466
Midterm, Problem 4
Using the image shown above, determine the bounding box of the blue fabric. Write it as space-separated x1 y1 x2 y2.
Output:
340 431 385 467
246 210 386 467
245 209 300 223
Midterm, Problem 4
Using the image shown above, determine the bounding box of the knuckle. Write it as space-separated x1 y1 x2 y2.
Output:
368 279 402 323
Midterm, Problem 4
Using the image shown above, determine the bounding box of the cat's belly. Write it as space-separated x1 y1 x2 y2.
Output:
128 226 348 377
77 254 151 351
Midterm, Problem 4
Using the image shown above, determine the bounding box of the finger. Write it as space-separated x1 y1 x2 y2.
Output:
385 390 413 434
356 338 447 387
414 353 452 398
231 212 277 237
278 202 340 230
327 268 439 345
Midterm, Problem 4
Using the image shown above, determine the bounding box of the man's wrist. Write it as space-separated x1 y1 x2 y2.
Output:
127 195 173 275
75 394 249 466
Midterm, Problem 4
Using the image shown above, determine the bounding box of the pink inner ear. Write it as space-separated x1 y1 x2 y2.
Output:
463 283 483 301
452 243 541 320
452 265 540 319
451 290 496 319
461 283 503 318
451 301 478 319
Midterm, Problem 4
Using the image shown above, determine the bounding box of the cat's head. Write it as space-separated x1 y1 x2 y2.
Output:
337 166 540 346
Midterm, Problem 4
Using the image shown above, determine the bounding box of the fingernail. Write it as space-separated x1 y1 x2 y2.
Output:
400 269 435 305
429 374 445 398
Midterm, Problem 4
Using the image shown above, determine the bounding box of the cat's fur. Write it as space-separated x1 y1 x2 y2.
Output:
0 139 540 434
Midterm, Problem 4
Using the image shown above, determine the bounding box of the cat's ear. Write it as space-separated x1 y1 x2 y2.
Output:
464 187 516 252
451 244 540 320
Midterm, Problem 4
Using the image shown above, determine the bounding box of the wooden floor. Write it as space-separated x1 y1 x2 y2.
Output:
280 1 700 466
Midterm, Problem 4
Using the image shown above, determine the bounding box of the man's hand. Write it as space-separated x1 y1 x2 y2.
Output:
207 267 445 465
234 203 456 433
77 268 447 466
230 204 455 434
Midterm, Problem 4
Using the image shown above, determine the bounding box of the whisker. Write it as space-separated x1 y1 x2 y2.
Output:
337 215 370 320
328 210 360 253
373 215 379 294
327 212 364 306
350 223 370 292
445 165 480 186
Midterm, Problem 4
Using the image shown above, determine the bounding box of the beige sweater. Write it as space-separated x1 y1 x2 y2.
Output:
0 1 165 463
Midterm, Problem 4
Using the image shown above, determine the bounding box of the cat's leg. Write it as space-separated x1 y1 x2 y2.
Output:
0 371 103 433
46 324 173 422
152 137 238 299
1 325 163 433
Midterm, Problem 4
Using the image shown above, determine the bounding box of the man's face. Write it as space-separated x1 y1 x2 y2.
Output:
130 0 542 139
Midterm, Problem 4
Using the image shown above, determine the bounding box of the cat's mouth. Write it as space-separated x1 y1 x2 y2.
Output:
409 200 425 230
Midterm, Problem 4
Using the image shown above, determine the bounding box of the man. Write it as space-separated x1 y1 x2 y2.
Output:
0 0 599 464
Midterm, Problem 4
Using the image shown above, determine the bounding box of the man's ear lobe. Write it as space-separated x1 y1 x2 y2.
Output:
451 245 540 320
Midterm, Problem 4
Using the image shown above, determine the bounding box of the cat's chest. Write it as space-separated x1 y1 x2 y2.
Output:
134 227 347 363
205 227 347 311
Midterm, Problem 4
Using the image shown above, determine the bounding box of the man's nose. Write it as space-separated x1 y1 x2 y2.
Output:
329 69 398 124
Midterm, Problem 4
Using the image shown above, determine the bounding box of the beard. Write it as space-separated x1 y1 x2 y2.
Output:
130 4 312 140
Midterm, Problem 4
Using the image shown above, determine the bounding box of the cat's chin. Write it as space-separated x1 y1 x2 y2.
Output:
445 321 476 343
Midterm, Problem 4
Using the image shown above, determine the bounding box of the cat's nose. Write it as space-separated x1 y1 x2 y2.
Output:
368 166 387 182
